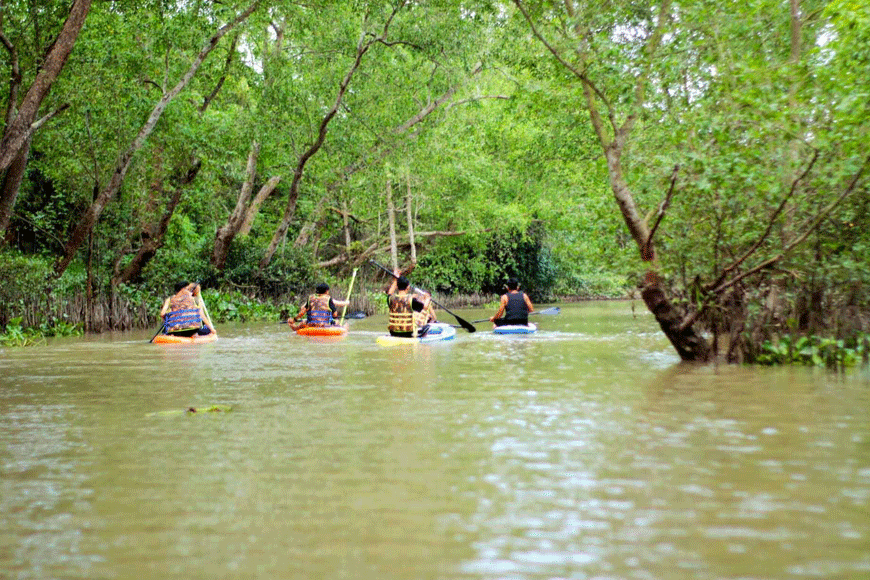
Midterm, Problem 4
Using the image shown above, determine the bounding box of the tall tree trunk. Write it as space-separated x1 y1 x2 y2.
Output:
0 136 30 240
112 159 202 286
0 0 91 172
53 1 259 278
212 140 260 269
238 176 281 236
258 4 405 271
342 200 352 253
387 180 398 270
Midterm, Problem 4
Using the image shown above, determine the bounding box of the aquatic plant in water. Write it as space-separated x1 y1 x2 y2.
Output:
756 334 869 367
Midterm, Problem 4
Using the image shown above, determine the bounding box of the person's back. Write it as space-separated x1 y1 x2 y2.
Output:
386 273 431 337
490 278 534 327
503 290 530 324
162 282 210 336
306 292 335 327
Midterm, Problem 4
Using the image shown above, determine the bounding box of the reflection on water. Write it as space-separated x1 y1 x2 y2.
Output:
1 301 868 580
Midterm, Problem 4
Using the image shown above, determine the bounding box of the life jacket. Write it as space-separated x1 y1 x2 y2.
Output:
164 286 202 333
504 291 530 321
388 293 427 334
306 294 333 326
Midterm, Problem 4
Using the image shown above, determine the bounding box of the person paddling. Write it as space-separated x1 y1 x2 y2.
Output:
160 282 214 337
489 278 535 327
386 268 434 338
289 283 349 331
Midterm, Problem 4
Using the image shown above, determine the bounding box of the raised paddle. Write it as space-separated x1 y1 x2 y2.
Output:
472 306 561 324
369 259 476 333
338 268 358 326
197 289 217 337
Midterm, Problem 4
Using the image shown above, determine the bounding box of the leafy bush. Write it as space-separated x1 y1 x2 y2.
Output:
756 334 868 367
0 317 45 347
204 290 283 323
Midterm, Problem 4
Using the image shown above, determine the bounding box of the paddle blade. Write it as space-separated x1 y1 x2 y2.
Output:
455 315 476 333
531 307 561 316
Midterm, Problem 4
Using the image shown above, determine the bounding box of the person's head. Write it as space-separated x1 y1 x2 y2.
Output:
174 281 190 293
505 278 520 291
316 282 330 294
396 276 410 291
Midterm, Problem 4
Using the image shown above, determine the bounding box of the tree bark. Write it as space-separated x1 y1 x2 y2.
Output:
0 135 30 239
641 272 711 361
342 200 352 252
0 0 91 172
238 175 281 236
516 0 710 361
212 140 260 269
53 0 259 278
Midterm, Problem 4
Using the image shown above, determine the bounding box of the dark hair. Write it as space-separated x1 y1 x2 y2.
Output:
174 281 190 293
316 282 329 294
505 278 520 290
396 276 410 291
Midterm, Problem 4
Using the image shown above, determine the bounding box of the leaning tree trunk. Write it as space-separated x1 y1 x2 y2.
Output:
0 0 91 173
212 140 259 269
516 0 711 361
0 136 30 239
238 176 280 236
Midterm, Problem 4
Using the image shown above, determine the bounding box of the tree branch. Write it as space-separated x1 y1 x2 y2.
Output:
704 150 819 293
643 164 679 258
710 154 869 296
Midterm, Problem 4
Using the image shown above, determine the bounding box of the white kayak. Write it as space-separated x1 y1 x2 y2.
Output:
376 322 457 346
493 322 537 335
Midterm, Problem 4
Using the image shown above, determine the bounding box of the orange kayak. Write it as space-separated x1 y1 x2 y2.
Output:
152 332 218 345
294 325 348 337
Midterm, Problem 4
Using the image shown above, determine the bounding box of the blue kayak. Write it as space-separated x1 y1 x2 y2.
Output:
493 323 537 335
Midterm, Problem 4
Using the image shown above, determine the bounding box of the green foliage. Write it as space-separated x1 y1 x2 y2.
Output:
0 318 45 347
204 290 282 323
756 334 868 368
0 316 82 347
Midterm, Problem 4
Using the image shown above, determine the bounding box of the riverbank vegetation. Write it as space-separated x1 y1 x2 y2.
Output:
1 0 867 364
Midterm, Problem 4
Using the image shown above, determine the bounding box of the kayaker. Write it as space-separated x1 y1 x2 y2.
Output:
489 278 535 327
289 283 349 330
160 281 214 337
386 268 433 338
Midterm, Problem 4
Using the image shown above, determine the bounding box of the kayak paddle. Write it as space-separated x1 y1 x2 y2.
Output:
149 321 165 343
338 268 358 326
472 306 561 324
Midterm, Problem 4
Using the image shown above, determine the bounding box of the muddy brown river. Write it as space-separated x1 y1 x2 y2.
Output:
1 301 868 579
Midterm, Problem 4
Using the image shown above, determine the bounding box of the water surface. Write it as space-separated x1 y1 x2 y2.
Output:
1 301 868 579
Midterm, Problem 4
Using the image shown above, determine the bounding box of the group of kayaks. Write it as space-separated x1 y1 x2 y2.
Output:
292 319 539 346
150 261 553 345
151 320 538 346
151 312 549 346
